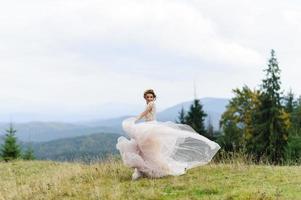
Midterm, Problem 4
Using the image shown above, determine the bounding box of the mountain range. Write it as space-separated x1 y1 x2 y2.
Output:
0 97 229 142
0 97 229 162
23 133 120 162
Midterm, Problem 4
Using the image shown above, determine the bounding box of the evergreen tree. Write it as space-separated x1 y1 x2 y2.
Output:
176 106 186 124
292 96 301 131
22 146 35 160
284 92 301 163
0 123 21 162
218 121 242 152
206 115 214 139
184 99 207 136
284 89 295 114
285 133 301 163
252 49 290 163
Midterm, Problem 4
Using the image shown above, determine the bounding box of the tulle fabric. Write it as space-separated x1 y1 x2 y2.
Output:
116 117 221 178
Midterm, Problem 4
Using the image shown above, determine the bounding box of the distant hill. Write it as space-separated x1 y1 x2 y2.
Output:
157 97 229 129
84 97 229 132
23 133 120 162
0 97 229 142
0 122 122 142
0 102 141 122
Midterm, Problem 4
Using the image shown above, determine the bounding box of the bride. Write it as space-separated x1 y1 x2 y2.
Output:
116 89 221 180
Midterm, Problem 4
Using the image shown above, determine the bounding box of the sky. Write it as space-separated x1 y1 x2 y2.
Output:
1 0 301 120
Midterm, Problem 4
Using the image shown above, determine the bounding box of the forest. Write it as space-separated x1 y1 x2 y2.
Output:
177 50 301 164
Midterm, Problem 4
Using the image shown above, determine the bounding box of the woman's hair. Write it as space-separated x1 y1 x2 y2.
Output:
143 89 157 100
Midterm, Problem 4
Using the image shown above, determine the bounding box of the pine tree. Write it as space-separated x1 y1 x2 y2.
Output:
0 123 21 162
284 89 295 114
285 96 301 163
176 106 186 124
252 49 290 163
218 121 242 152
206 115 214 139
292 96 301 130
184 99 207 136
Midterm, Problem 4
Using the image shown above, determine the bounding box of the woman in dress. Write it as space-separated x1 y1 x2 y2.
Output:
116 89 221 180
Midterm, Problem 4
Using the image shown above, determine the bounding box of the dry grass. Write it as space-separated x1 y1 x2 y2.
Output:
0 157 300 200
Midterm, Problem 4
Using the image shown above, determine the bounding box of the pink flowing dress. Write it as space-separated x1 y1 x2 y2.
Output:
116 101 221 178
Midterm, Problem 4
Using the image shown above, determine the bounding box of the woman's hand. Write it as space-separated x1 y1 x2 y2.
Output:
134 101 153 123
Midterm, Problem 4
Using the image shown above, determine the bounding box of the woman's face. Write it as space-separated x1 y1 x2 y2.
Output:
145 93 154 102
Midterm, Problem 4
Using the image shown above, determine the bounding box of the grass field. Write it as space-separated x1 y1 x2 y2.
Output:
0 158 300 200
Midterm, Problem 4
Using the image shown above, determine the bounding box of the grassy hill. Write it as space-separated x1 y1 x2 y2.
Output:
0 159 300 200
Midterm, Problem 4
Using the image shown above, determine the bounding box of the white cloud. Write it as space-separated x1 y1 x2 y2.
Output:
0 0 300 120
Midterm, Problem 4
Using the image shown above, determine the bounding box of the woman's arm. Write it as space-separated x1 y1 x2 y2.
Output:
135 102 153 122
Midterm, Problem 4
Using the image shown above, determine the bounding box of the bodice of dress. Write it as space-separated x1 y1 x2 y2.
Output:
144 101 156 121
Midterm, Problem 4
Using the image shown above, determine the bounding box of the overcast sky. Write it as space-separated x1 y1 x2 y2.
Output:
1 0 301 118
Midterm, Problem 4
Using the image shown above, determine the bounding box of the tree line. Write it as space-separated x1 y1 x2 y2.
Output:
177 50 301 164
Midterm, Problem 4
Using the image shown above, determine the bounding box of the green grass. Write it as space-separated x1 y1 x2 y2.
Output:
0 158 300 200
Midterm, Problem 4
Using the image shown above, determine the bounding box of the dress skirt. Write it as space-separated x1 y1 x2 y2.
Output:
116 117 221 178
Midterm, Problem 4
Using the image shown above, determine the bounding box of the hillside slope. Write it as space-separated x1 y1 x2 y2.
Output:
0 159 300 200
25 133 120 162
0 122 122 142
